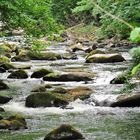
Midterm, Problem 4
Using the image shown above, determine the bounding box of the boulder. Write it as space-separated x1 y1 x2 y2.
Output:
0 81 9 90
25 92 72 108
8 69 28 79
0 95 12 104
44 124 84 140
0 56 10 63
86 53 125 63
110 93 140 107
28 51 61 60
0 63 15 70
0 44 12 52
26 86 92 108
0 114 27 130
68 86 92 100
43 72 92 82
31 68 52 78
70 43 87 52
110 74 128 84
85 49 105 59
0 67 6 73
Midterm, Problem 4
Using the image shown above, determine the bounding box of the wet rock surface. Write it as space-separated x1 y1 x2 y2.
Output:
0 81 9 90
8 69 28 79
86 53 125 63
43 72 93 82
0 95 12 104
0 114 27 130
111 93 140 107
44 124 84 140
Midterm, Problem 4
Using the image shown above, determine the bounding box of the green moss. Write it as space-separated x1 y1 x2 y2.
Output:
31 68 52 78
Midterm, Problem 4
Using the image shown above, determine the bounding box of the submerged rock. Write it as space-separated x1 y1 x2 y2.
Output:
43 72 92 82
0 114 27 130
86 53 125 63
0 95 12 104
44 124 84 140
0 81 9 90
31 68 52 78
8 69 28 79
111 93 140 107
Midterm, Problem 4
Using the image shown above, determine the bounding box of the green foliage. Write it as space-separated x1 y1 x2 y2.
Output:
131 63 140 78
0 0 62 37
73 0 140 38
120 80 136 94
51 0 79 26
130 28 140 43
129 46 140 64
31 40 49 51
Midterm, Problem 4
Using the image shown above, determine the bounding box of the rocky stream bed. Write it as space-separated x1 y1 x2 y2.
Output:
0 36 140 140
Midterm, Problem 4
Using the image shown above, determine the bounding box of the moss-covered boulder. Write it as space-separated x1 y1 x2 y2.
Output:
110 93 140 107
68 86 92 100
0 67 6 73
0 95 12 104
44 124 84 140
0 44 12 52
31 68 52 78
0 63 16 70
86 53 125 63
86 50 105 59
28 51 61 60
25 92 72 108
110 74 128 84
8 69 28 79
0 56 10 63
43 72 92 82
0 114 27 130
0 81 9 90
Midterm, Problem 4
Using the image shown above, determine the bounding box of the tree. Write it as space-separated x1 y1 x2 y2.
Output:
73 0 140 38
0 0 61 37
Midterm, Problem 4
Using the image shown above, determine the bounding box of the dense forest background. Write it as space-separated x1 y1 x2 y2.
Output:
1 0 140 39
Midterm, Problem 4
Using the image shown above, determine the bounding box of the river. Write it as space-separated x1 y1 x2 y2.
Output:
0 38 140 140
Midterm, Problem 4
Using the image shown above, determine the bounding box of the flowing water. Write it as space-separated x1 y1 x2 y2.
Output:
0 40 140 140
